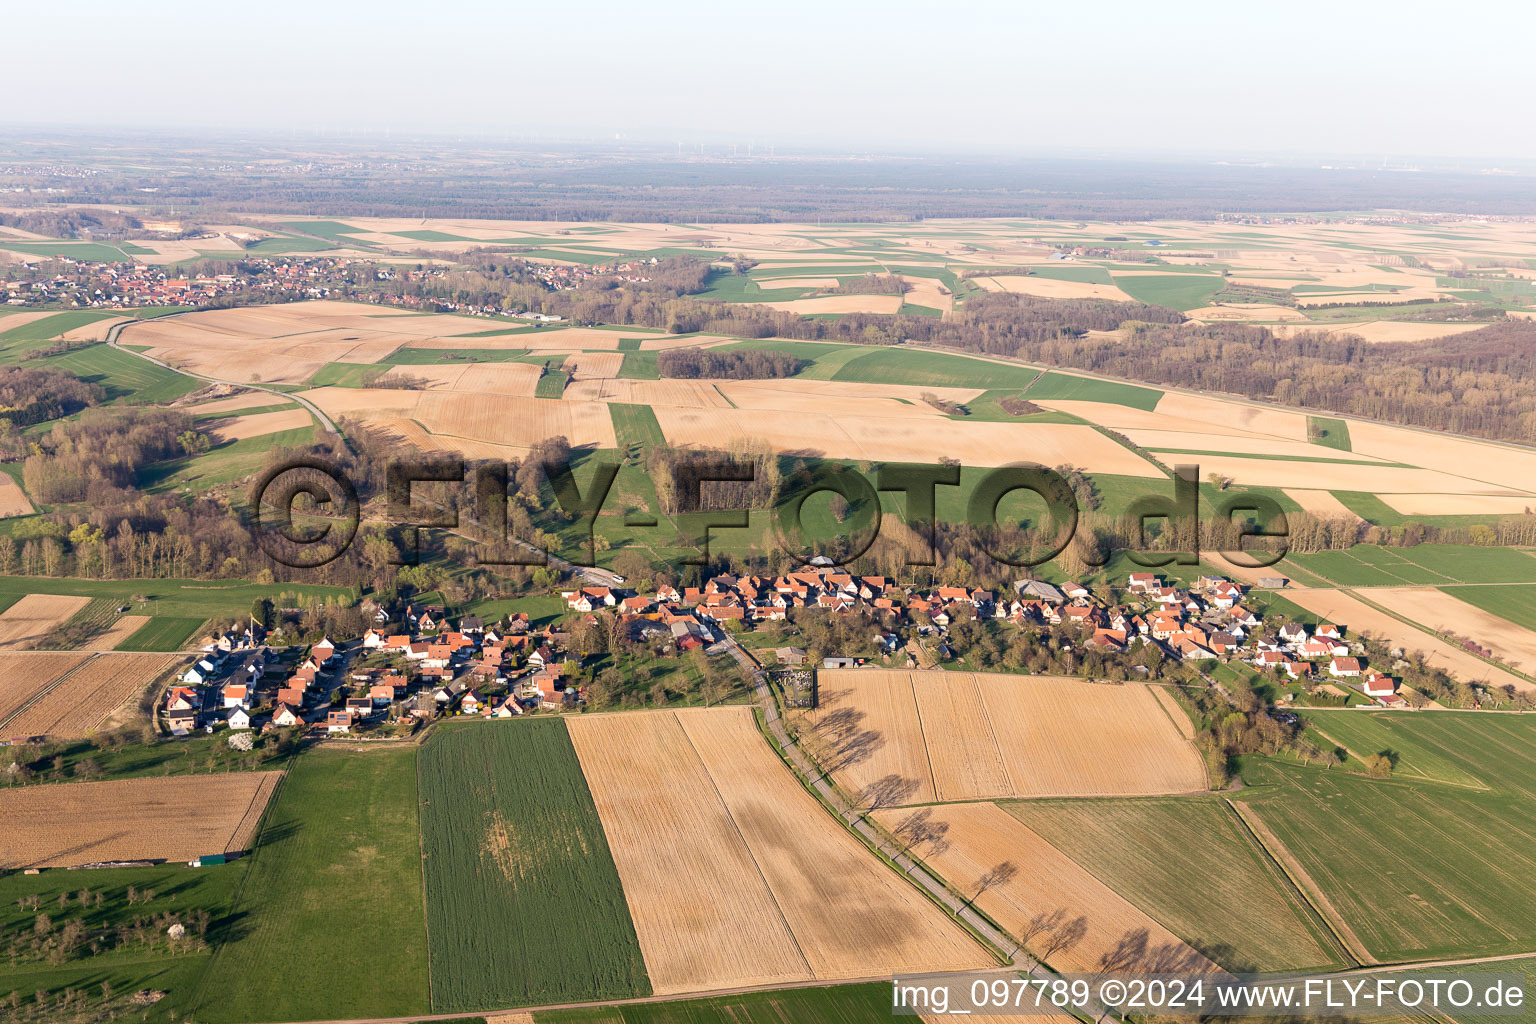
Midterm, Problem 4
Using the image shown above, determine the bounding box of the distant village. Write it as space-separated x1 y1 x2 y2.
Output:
1 249 658 317
160 567 1406 742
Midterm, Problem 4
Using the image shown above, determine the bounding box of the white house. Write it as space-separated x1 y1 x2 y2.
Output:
1362 672 1397 697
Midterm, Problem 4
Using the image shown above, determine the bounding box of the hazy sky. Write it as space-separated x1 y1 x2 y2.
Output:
10 0 1534 162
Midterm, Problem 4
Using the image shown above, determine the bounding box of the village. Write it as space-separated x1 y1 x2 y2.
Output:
0 247 655 316
157 566 1408 742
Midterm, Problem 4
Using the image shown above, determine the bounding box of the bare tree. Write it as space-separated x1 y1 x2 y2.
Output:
860 774 919 814
971 861 1019 904
1039 914 1089 962
1019 908 1064 950
1098 928 1149 972
892 807 951 856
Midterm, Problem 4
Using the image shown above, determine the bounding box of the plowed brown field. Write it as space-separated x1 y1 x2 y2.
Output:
0 772 283 868
568 708 988 994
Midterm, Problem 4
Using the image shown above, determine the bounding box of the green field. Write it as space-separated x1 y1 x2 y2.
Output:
420 721 649 1012
825 347 1038 389
0 242 138 262
0 575 350 620
115 615 208 651
0 311 122 360
1444 584 1536 632
610 403 666 450
537 982 898 1024
1445 955 1536 1024
308 361 388 387
139 424 318 492
1307 416 1353 451
1234 713 1536 962
1298 711 1487 788
192 747 429 1023
618 350 660 378
1005 797 1350 972
1023 370 1163 410
0 861 250 1023
537 369 570 398
1112 273 1225 310
1285 545 1536 586
39 343 200 403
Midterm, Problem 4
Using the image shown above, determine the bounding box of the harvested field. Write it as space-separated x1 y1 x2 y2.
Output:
756 276 840 290
206 407 312 442
650 409 1161 474
977 675 1208 797
59 315 132 341
0 473 34 517
1367 587 1536 677
759 295 905 315
726 378 984 406
978 275 1135 301
1379 493 1536 516
456 362 544 394
719 383 948 419
407 334 620 351
370 417 521 459
564 352 625 379
799 670 938 806
568 708 987 995
1283 489 1366 521
93 614 150 650
1122 429 1386 460
1151 686 1197 740
1282 588 1532 693
897 275 954 311
375 361 543 395
1188 303 1309 322
0 771 283 868
1152 392 1310 440
635 334 739 351
873 802 1214 973
189 390 294 415
803 672 1206 805
564 378 732 407
1279 320 1489 343
568 710 815 993
375 363 471 389
677 709 986 979
0 652 89 725
4 652 179 737
301 387 616 450
911 673 1013 801
0 593 91 649
415 391 617 448
1031 399 1274 437
1174 455 1508 495
1344 420 1536 494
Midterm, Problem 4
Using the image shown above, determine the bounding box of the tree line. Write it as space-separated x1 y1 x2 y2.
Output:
656 349 803 379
